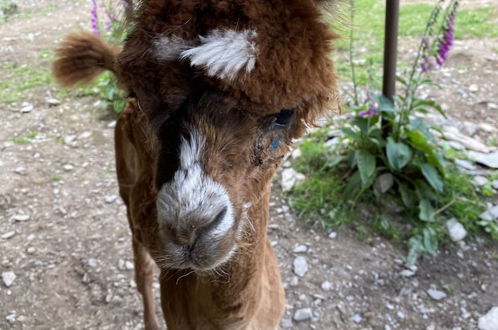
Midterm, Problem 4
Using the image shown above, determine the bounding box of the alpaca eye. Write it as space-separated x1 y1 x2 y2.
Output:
273 109 295 127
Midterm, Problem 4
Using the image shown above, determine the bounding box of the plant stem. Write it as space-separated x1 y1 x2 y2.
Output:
349 0 359 106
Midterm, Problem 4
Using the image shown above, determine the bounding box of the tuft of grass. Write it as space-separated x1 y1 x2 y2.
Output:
0 62 52 104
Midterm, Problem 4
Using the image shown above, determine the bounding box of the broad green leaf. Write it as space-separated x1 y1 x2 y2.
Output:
341 127 360 142
415 179 436 201
420 163 444 192
325 155 344 168
386 138 412 170
379 95 395 113
407 129 445 173
419 199 435 222
423 227 438 255
396 75 408 86
351 117 369 134
412 98 446 118
408 119 435 141
356 150 376 185
344 171 362 200
399 184 417 208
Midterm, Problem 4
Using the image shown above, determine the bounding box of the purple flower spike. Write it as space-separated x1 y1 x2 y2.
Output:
359 105 379 117
435 8 457 67
90 0 99 35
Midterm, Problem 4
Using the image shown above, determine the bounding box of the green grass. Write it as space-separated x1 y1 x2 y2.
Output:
0 62 52 104
332 0 498 85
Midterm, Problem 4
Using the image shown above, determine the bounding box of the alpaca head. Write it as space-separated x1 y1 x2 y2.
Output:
117 0 338 271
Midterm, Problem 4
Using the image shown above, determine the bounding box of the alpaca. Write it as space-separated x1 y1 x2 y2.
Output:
53 0 338 329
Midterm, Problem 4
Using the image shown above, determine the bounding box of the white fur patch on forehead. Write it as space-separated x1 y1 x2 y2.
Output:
156 127 235 239
153 36 193 61
180 29 257 81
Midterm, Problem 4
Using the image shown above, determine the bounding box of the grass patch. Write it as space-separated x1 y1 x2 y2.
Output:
0 62 52 104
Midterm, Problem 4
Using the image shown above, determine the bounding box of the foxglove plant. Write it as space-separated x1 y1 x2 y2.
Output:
333 0 472 264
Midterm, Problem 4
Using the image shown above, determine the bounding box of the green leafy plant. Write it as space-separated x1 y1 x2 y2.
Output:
291 0 497 264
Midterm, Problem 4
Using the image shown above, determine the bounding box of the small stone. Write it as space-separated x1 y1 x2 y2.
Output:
351 314 363 323
462 122 478 136
455 159 476 171
473 176 489 186
293 256 308 277
448 141 464 151
492 180 498 190
63 164 74 171
468 151 498 169
374 173 394 194
14 167 26 175
26 247 36 254
324 137 340 148
2 271 16 287
480 206 498 221
281 168 305 192
290 276 299 286
78 131 92 139
104 195 117 204
427 288 447 301
107 121 117 128
488 103 498 110
293 308 312 321
281 318 293 328
64 135 77 145
20 104 34 113
478 307 498 330
328 232 337 239
1 231 15 239
479 123 494 133
291 148 302 159
293 244 308 253
13 214 30 222
46 98 61 106
5 312 16 324
469 84 479 92
88 258 97 267
400 269 416 278
321 281 332 291
125 261 134 270
446 219 467 242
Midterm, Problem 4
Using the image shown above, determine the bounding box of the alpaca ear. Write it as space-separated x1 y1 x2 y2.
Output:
179 29 258 81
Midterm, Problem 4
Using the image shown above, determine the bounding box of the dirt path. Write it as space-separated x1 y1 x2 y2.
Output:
1 2 498 329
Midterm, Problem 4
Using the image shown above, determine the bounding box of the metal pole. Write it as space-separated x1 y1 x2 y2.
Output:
383 0 400 102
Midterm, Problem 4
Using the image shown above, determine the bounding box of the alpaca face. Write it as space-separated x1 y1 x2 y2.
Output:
116 0 338 271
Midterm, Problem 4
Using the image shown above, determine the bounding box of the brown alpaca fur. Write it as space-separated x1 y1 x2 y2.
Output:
53 1 338 329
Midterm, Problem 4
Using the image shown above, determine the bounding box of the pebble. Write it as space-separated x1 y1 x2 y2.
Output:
492 180 498 190
351 314 363 323
478 306 498 330
291 148 302 159
2 271 16 287
455 159 477 171
46 97 61 106
427 288 447 301
1 231 16 239
479 123 494 133
469 84 479 92
328 232 337 239
5 312 16 324
400 269 416 278
473 176 489 186
107 121 117 128
293 308 312 321
480 205 498 221
321 281 332 291
281 168 306 192
88 258 98 267
104 195 118 204
14 167 26 175
13 214 30 222
446 219 467 242
125 261 134 270
293 256 309 277
20 103 34 113
63 164 74 171
64 135 77 145
468 151 498 169
293 244 308 253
